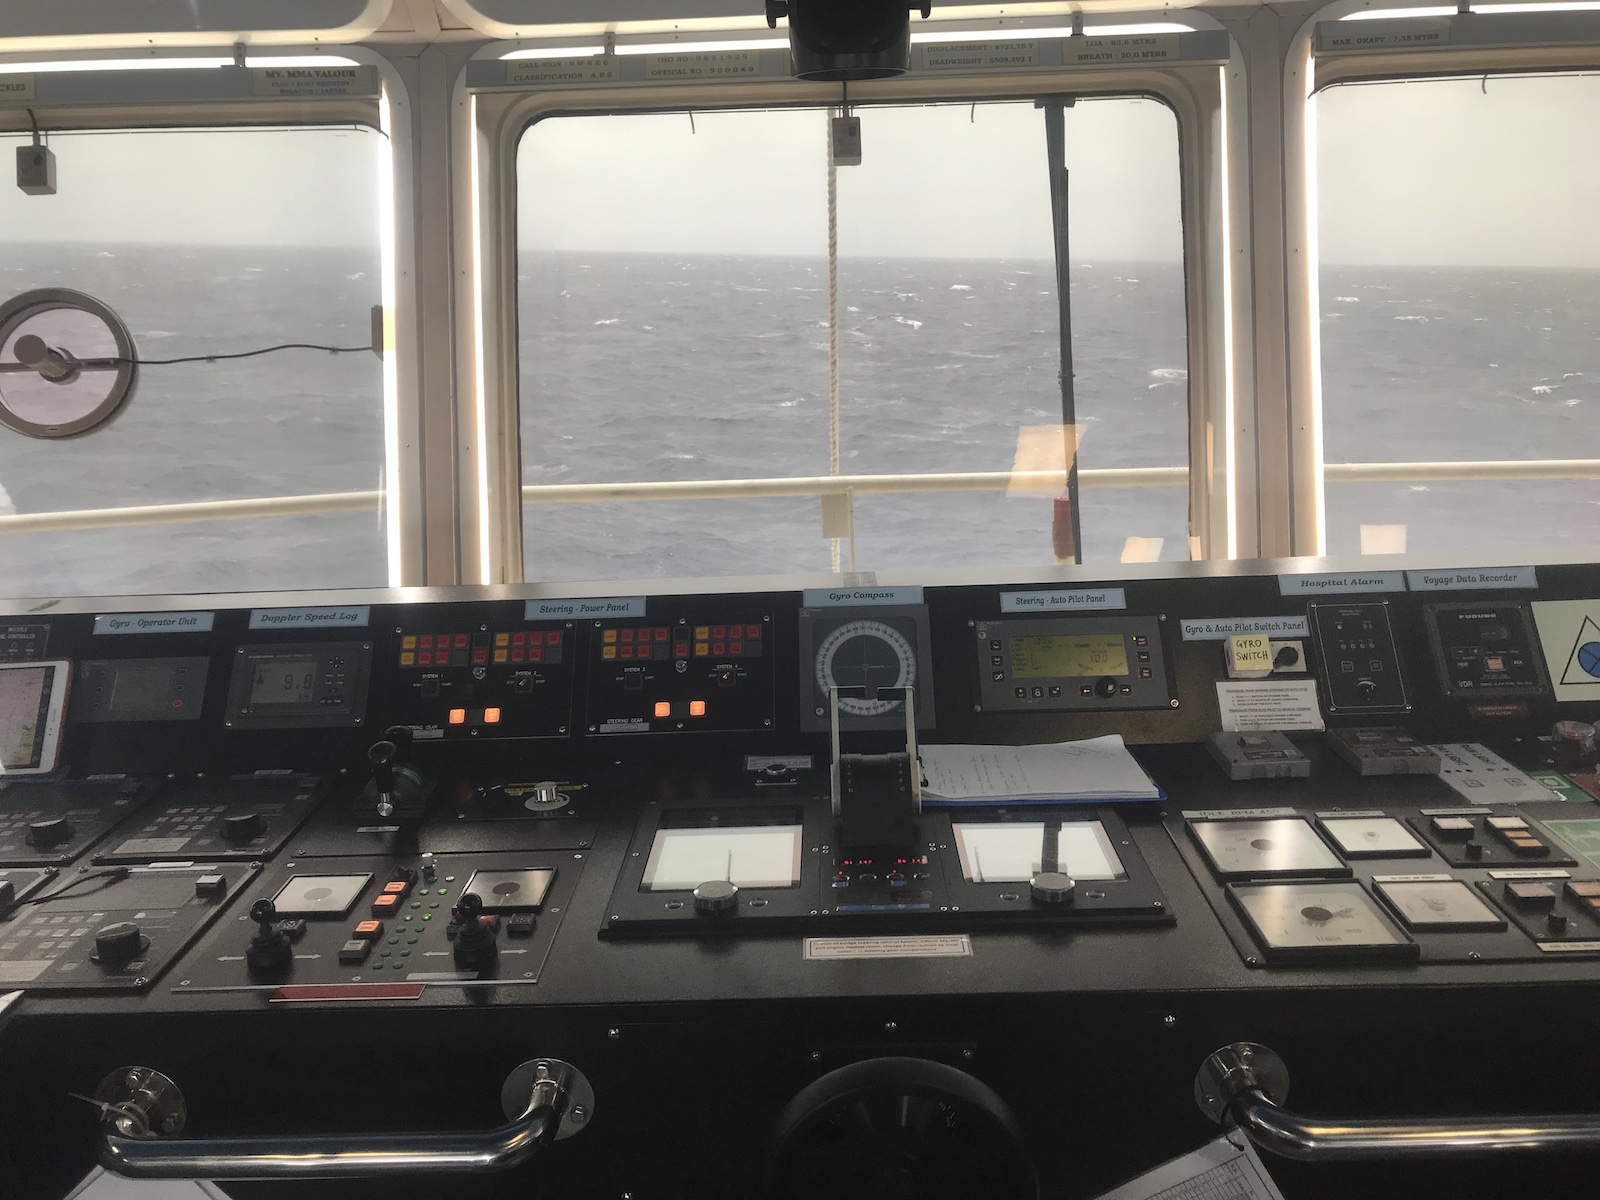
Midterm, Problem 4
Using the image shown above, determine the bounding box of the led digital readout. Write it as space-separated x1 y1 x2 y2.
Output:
250 661 317 704
1010 634 1128 679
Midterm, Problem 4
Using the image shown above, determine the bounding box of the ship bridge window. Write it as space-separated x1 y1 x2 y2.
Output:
1315 72 1600 556
515 98 1189 582
0 124 385 597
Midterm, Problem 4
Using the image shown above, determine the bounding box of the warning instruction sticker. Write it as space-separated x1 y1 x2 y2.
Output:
1531 600 1600 703
804 935 972 961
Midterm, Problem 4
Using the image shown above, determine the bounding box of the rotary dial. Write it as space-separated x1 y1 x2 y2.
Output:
814 619 917 718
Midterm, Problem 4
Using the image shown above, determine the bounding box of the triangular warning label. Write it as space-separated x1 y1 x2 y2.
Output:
1560 615 1600 686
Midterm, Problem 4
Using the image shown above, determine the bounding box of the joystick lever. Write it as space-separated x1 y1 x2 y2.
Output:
359 726 431 822
245 898 293 975
451 890 499 971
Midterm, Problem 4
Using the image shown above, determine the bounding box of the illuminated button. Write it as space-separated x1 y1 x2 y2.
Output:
472 650 487 665
730 640 744 654
1081 686 1092 696
483 708 501 724
675 644 689 657
689 700 706 717
419 635 434 648
372 894 401 916
695 643 709 657
400 652 415 666
418 651 432 665
1120 685 1133 695
620 628 634 642
1031 687 1044 699
1139 668 1153 678
512 648 525 662
402 636 417 650
448 708 467 725
530 647 543 662
493 650 508 664
1015 687 1027 699
621 646 633 659
1048 686 1061 697
990 639 1002 650
512 632 527 645
992 671 1005 682
602 646 616 660
354 920 383 940
695 626 710 639
656 628 670 641
1135 636 1148 647
453 634 468 648
654 702 672 718
604 630 618 644
712 643 725 655
494 633 509 647
713 626 726 638
747 625 761 639
637 628 651 643
547 632 561 645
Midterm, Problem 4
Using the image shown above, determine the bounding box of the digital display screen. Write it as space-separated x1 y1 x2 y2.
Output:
109 663 173 714
953 820 1125 884
1011 634 1128 679
641 824 803 892
0 665 51 770
250 661 317 705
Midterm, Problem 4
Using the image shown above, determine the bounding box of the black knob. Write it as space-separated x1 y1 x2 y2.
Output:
1548 912 1571 934
26 817 73 848
452 891 498 969
245 898 293 974
1465 840 1485 860
693 880 739 915
1356 679 1379 700
1273 645 1301 669
92 921 147 968
222 811 264 844
1094 676 1118 699
1030 871 1075 905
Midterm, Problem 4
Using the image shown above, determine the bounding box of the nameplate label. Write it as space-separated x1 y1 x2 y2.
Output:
94 611 214 635
249 606 370 630
1000 588 1126 613
0 75 35 103
919 41 1041 71
507 56 619 85
804 935 972 961
1181 615 1309 641
526 597 645 619
1406 567 1538 591
803 587 924 607
1278 572 1406 595
1061 33 1181 66
642 51 761 80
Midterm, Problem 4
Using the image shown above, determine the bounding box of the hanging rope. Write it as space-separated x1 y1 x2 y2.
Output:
826 106 842 572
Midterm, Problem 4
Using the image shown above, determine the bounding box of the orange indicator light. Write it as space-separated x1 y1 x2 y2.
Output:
448 708 466 725
654 702 672 718
689 700 706 717
483 708 502 724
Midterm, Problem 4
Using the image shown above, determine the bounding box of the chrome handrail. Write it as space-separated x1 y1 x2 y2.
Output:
97 1059 591 1179
1197 1042 1600 1161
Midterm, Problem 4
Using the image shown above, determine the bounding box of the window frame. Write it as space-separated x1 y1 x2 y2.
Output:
1289 6 1600 555
0 59 418 591
467 58 1236 585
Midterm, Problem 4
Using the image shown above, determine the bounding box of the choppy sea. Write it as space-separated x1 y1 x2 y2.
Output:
0 244 1594 597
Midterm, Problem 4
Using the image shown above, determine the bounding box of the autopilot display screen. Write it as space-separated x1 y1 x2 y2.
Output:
975 615 1170 712
1011 634 1129 680
75 657 209 723
0 662 63 772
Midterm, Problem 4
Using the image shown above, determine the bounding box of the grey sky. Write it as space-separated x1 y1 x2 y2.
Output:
0 75 1595 267
1318 73 1600 268
519 98 1183 261
0 127 380 247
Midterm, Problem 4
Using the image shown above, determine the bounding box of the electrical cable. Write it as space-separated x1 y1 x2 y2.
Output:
0 866 131 919
114 342 373 366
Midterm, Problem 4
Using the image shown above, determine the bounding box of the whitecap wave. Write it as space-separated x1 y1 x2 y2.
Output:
1149 368 1188 381
1334 296 1360 303
593 318 620 326
949 284 972 291
890 315 922 330
1394 315 1431 322
1532 384 1556 395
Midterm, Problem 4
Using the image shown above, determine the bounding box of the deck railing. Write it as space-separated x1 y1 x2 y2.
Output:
0 459 1596 535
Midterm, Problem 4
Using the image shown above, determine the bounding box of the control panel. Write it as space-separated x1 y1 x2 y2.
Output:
225 642 372 729
975 615 1171 711
1309 601 1410 712
74 657 209 723
1427 602 1549 698
585 616 775 734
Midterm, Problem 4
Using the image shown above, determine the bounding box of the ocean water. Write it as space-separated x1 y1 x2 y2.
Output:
0 244 1594 598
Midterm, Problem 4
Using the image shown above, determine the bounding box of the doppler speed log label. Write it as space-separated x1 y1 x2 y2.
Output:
974 615 1172 711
